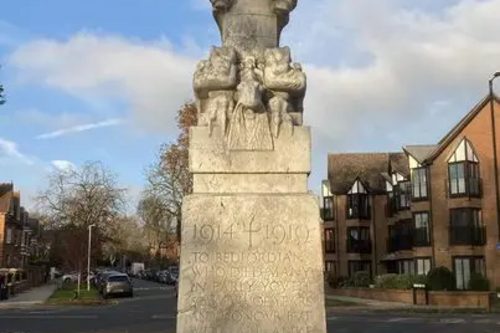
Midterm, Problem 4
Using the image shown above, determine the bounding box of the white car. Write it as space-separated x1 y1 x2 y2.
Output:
62 272 79 284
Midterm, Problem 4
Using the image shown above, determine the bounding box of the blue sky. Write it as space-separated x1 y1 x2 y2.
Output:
1 0 500 210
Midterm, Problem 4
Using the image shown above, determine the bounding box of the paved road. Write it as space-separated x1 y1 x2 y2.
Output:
1 279 500 333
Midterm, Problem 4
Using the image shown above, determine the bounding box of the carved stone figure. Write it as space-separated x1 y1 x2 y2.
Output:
193 46 238 135
227 57 273 150
194 0 307 148
263 46 306 126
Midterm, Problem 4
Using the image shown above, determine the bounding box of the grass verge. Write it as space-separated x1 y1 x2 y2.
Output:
46 283 111 306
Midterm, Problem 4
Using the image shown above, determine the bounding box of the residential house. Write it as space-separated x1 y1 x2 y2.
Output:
321 94 500 290
0 183 37 268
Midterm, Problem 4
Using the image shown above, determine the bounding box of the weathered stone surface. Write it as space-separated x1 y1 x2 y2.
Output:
193 174 308 194
189 126 311 174
177 194 327 333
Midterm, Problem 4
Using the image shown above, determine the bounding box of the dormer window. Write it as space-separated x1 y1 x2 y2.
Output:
386 181 396 217
412 167 429 200
346 179 370 220
394 174 411 210
448 138 481 198
321 181 334 221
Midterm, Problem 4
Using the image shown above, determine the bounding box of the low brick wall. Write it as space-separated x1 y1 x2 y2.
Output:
331 288 492 309
429 291 491 308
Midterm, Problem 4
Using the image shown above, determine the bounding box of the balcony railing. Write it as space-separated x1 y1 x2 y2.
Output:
413 228 431 247
347 239 372 254
387 235 413 252
445 178 482 198
321 208 334 221
449 226 486 246
346 207 372 221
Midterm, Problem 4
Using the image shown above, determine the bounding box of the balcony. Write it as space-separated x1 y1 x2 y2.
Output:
449 226 486 246
347 239 372 254
413 228 431 247
321 208 334 221
446 178 482 198
387 235 413 252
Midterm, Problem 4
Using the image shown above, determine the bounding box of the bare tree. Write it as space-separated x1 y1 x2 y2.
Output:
137 192 174 254
145 102 197 242
36 161 126 271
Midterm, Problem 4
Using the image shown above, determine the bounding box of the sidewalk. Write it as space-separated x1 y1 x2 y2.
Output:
326 294 411 309
0 284 57 309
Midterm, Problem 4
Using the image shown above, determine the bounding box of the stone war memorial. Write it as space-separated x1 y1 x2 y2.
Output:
176 0 327 332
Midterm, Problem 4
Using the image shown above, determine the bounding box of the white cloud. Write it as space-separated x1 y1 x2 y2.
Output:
9 33 197 134
0 138 33 165
7 0 500 185
35 118 123 139
50 160 76 172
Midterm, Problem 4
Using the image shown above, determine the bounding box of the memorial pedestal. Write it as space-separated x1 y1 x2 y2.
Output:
176 126 327 333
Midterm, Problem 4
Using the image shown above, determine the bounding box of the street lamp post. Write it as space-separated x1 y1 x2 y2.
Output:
489 72 500 241
87 224 95 291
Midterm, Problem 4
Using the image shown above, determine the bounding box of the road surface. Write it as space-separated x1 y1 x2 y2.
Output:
1 279 500 332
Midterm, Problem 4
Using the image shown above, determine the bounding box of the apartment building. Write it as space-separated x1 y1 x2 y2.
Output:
0 183 37 268
321 93 500 290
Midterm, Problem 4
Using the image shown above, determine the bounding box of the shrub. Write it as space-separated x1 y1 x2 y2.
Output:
326 273 348 289
374 274 427 290
467 273 490 291
426 266 456 291
351 271 371 288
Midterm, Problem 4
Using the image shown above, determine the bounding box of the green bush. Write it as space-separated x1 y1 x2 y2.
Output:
426 266 456 291
326 273 348 289
374 274 427 290
467 273 490 291
351 271 371 288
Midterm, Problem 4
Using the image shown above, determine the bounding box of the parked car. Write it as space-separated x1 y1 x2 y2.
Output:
167 266 179 285
62 272 79 284
97 270 120 293
102 273 133 299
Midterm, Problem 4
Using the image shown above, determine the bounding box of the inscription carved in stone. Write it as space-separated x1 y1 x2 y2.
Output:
177 195 326 333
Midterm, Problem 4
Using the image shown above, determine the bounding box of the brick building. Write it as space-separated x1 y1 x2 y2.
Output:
0 183 37 268
321 94 500 290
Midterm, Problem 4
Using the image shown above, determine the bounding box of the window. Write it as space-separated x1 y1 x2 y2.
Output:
324 229 335 253
395 181 411 210
413 212 431 247
397 260 415 274
348 260 372 277
415 258 432 275
412 167 428 200
322 196 334 221
346 180 370 220
387 220 413 252
5 228 12 244
454 257 485 290
450 209 485 245
347 227 371 253
387 191 395 217
448 138 481 198
108 275 130 283
325 261 336 274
